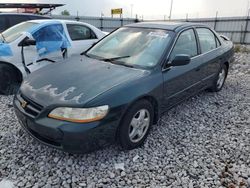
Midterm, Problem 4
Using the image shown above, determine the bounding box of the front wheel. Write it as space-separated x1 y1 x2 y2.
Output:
118 100 154 150
208 64 228 92
0 64 20 95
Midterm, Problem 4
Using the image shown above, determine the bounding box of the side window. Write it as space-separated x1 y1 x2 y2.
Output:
67 24 97 41
33 24 64 41
196 28 217 53
171 29 198 59
32 24 71 56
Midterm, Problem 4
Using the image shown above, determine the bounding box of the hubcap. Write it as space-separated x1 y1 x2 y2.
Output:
217 68 226 89
128 109 150 143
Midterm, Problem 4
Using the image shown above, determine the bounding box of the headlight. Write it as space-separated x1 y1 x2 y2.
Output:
48 105 109 123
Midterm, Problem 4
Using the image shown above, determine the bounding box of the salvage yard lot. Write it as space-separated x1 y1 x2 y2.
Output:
0 52 249 187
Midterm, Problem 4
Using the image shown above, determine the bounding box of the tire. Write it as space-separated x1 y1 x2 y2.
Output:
118 100 154 150
0 64 20 95
208 64 228 92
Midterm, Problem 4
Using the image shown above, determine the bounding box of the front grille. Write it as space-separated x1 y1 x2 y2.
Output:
16 94 43 118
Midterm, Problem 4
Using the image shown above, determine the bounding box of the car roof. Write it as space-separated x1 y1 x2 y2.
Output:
126 22 207 32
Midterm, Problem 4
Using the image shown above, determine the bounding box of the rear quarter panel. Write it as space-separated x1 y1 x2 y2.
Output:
220 40 234 65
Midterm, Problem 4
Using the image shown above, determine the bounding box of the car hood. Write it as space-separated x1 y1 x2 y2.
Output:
20 55 147 107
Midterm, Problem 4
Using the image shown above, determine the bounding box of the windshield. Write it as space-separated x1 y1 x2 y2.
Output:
1 22 38 43
87 27 172 68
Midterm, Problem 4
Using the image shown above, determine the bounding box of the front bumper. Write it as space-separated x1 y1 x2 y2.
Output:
14 96 120 154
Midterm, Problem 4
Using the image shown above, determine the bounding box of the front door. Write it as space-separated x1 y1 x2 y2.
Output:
162 28 203 110
25 23 69 72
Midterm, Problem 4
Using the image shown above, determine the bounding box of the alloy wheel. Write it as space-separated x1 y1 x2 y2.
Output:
128 109 150 143
217 68 226 89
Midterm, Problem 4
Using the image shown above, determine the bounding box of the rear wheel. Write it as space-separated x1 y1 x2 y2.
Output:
0 64 20 95
118 100 154 150
208 64 228 92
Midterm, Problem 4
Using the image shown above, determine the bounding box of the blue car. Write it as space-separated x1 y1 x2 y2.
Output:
14 22 234 153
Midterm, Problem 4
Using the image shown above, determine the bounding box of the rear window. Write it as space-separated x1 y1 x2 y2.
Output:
2 22 38 43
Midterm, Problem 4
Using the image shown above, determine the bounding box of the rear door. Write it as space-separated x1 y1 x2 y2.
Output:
66 24 99 56
162 28 204 109
195 27 222 86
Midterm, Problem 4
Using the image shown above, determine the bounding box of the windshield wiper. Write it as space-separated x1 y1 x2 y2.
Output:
80 50 89 56
100 55 130 62
113 61 134 68
100 56 134 68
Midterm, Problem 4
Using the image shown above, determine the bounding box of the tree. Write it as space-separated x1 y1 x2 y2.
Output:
61 10 70 16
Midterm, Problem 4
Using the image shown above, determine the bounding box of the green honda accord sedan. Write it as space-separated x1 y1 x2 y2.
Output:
14 22 234 153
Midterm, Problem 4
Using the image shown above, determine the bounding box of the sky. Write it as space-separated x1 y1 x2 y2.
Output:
0 0 249 19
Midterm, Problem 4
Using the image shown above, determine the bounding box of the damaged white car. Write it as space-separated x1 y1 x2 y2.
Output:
0 19 106 95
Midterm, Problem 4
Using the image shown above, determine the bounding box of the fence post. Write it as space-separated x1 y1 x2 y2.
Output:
75 11 80 21
120 18 123 27
100 17 103 31
242 9 250 44
186 13 188 22
135 14 139 23
241 25 244 43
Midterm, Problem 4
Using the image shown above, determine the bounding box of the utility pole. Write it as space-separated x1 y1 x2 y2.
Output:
214 11 218 30
130 4 134 18
247 0 250 16
169 0 173 20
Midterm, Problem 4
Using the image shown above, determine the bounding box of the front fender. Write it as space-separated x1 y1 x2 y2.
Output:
85 70 164 122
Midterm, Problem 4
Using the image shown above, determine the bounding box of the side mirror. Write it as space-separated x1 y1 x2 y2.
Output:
169 54 191 66
18 38 36 47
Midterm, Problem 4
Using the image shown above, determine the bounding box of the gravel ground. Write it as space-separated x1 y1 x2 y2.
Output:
0 52 249 188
